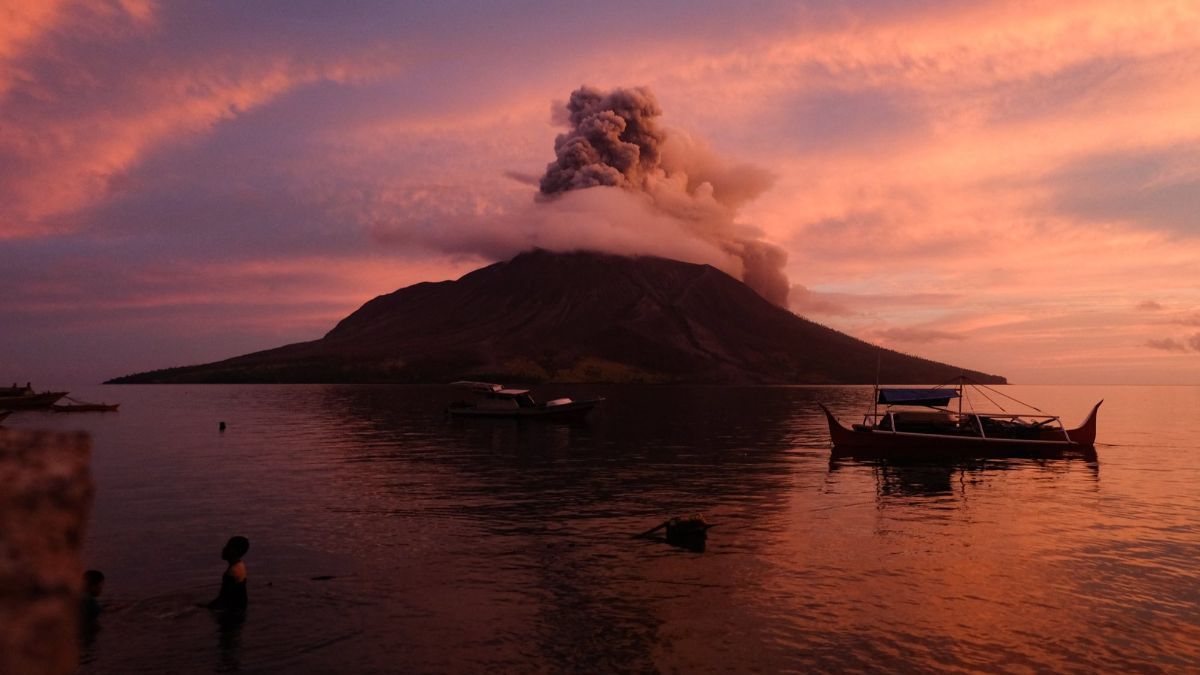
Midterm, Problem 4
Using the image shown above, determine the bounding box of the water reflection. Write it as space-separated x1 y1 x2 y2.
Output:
213 609 244 673
298 385 811 669
8 383 1192 672
829 456 1100 502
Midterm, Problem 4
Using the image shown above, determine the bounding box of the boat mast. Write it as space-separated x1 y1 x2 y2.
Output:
958 374 963 416
873 353 881 424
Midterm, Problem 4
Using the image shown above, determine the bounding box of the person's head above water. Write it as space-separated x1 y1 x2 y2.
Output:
83 569 105 596
221 536 250 563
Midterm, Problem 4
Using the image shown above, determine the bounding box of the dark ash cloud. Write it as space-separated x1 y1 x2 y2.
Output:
540 86 664 194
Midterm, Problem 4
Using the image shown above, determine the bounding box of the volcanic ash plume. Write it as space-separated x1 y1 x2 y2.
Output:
537 85 789 307
539 86 664 193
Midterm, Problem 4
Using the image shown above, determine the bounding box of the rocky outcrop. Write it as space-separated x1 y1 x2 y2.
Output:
0 430 93 675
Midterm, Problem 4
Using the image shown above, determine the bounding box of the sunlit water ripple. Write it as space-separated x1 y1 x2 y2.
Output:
8 384 1199 672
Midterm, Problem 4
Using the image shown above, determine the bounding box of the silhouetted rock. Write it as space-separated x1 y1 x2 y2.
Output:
0 430 93 675
108 250 1005 384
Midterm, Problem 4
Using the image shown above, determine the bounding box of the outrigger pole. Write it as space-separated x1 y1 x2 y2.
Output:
931 373 1045 415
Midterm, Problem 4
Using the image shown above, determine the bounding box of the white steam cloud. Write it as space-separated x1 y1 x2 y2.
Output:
535 85 789 306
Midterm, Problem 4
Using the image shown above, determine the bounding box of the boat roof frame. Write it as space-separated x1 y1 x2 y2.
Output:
451 380 503 393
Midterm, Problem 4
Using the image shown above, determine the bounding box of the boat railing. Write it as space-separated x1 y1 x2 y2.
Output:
863 410 1063 422
860 410 1068 440
968 412 1061 422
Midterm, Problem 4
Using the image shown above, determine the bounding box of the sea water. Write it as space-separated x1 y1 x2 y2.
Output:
8 384 1199 672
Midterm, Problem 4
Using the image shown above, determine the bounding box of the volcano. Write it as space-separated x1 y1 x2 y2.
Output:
108 250 1005 385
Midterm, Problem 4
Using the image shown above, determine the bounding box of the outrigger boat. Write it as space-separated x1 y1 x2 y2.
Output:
0 383 68 409
447 381 604 419
820 377 1102 459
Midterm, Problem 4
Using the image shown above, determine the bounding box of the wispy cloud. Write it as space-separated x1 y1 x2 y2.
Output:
869 327 966 344
1145 335 1200 353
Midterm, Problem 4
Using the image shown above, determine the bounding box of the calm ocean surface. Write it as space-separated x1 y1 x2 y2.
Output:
8 384 1200 673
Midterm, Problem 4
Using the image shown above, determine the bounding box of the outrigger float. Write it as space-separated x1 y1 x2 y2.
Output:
820 377 1101 460
52 396 120 412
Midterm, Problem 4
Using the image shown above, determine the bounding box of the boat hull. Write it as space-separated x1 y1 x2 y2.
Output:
447 398 602 419
0 392 68 409
820 402 1102 460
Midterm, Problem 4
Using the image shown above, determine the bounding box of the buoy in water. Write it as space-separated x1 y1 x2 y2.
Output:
219 421 226 432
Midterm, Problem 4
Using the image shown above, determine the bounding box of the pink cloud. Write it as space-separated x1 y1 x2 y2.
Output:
788 285 854 317
0 3 402 239
869 327 966 344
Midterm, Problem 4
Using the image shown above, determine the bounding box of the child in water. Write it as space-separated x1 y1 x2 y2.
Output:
207 536 249 611
82 569 105 620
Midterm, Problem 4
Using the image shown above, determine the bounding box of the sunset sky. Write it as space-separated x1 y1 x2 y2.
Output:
3 0 1199 385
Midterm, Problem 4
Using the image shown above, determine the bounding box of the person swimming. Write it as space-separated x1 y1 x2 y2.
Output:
206 536 249 611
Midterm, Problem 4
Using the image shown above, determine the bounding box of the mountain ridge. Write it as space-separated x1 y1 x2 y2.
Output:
107 249 1006 385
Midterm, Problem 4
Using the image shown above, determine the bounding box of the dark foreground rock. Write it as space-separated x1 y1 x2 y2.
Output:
0 429 93 675
109 249 1005 385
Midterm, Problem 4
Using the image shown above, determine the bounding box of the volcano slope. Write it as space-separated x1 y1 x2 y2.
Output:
109 249 1005 385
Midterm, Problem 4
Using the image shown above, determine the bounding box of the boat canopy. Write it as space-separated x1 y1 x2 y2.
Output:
877 388 959 406
451 381 503 392
496 389 531 397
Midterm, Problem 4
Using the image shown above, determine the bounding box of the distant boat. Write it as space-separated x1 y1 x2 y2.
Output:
820 378 1101 459
0 384 68 409
447 381 604 419
52 402 120 413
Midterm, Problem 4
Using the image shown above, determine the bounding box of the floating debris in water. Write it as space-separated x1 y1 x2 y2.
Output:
635 513 713 552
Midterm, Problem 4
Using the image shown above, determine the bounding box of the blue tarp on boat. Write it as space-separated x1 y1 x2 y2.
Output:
877 388 959 406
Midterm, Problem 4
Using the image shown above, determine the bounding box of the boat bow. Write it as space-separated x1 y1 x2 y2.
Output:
1066 400 1103 447
817 403 859 447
